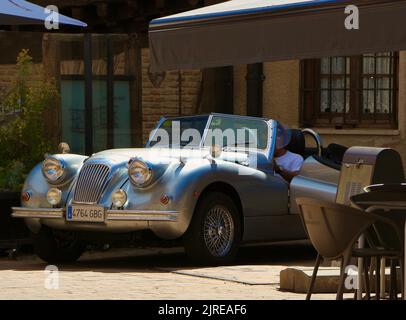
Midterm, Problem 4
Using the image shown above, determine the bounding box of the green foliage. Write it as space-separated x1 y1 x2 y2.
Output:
0 49 59 191
0 161 26 192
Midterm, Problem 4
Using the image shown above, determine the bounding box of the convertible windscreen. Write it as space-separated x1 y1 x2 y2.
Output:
148 115 209 148
204 116 269 150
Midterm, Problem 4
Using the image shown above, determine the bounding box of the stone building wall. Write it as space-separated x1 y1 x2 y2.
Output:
262 60 300 128
141 48 202 144
259 52 406 171
233 65 247 116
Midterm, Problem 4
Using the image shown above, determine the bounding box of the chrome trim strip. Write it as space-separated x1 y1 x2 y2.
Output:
11 207 63 219
11 207 179 222
106 210 179 222
145 116 166 148
302 128 324 157
200 113 214 149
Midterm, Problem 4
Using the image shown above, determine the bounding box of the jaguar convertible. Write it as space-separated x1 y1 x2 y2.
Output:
12 113 344 264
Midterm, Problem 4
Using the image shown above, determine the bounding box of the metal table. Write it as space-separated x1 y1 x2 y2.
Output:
351 184 406 300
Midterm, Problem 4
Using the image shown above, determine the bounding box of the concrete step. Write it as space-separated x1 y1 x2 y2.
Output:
280 266 402 294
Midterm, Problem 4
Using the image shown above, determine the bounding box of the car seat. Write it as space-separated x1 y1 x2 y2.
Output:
286 129 305 157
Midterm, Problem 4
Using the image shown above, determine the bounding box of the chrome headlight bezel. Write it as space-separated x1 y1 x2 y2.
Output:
128 159 153 188
41 157 67 185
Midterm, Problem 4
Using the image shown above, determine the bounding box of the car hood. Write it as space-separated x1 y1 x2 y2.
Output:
89 148 213 166
76 148 213 198
82 147 253 185
70 147 256 204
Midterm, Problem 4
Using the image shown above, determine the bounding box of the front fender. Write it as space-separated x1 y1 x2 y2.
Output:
117 158 246 239
21 154 87 233
22 154 87 209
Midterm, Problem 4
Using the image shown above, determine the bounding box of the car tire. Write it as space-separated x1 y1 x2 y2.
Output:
33 226 86 264
183 192 242 265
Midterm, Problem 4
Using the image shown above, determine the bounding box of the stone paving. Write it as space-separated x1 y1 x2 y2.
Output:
0 243 352 300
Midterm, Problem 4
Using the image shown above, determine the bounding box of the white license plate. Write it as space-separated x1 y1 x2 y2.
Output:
67 205 105 223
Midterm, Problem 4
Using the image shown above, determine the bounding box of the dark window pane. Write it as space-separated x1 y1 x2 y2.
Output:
363 90 375 114
331 57 346 74
363 56 375 74
320 58 330 74
376 90 391 114
331 90 345 113
301 52 397 128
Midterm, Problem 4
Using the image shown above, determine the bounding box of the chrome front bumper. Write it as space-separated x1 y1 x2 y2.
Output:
12 207 179 222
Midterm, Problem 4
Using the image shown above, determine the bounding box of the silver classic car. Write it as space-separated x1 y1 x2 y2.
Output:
12 113 343 264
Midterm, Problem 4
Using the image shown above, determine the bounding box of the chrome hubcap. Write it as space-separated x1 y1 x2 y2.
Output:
203 205 234 257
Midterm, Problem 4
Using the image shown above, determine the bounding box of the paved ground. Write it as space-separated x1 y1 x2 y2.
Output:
0 242 351 300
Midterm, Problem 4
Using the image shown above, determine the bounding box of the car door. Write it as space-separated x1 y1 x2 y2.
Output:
236 119 291 242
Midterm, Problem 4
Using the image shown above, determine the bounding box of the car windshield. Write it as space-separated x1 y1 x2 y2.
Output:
148 115 209 148
204 116 269 150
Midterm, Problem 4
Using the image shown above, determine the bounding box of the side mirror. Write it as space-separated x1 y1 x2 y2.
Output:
58 142 70 154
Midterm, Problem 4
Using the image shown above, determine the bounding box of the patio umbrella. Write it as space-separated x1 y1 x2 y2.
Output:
0 0 87 27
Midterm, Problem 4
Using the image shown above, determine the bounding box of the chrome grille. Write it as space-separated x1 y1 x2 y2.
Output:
73 163 110 203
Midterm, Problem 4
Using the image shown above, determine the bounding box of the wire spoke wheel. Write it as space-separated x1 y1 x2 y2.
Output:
184 192 241 264
203 205 235 257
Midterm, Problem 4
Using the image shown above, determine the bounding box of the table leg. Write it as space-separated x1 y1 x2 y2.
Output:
404 221 406 300
357 235 365 300
380 257 386 299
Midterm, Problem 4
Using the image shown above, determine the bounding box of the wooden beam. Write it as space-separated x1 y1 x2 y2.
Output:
96 3 110 18
42 34 62 147
84 33 93 155
127 34 143 147
106 35 114 149
71 7 86 21
115 3 138 21
155 0 166 9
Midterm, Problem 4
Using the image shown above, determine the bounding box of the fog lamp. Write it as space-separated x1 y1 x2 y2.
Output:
47 188 62 206
112 189 127 208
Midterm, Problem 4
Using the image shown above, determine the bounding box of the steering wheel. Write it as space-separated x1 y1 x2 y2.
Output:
301 128 323 157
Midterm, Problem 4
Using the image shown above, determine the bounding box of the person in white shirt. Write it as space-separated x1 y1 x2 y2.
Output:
273 123 304 183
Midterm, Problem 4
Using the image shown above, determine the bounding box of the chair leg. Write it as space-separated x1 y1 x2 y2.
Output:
399 257 405 300
380 257 386 299
375 256 381 300
389 259 397 300
363 257 370 300
307 254 322 301
337 252 351 300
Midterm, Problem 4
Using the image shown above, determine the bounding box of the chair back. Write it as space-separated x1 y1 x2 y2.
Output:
351 189 406 251
296 198 377 259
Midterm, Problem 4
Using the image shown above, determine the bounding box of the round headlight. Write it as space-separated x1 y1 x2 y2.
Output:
111 189 127 208
47 188 62 206
128 159 152 187
42 157 66 184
